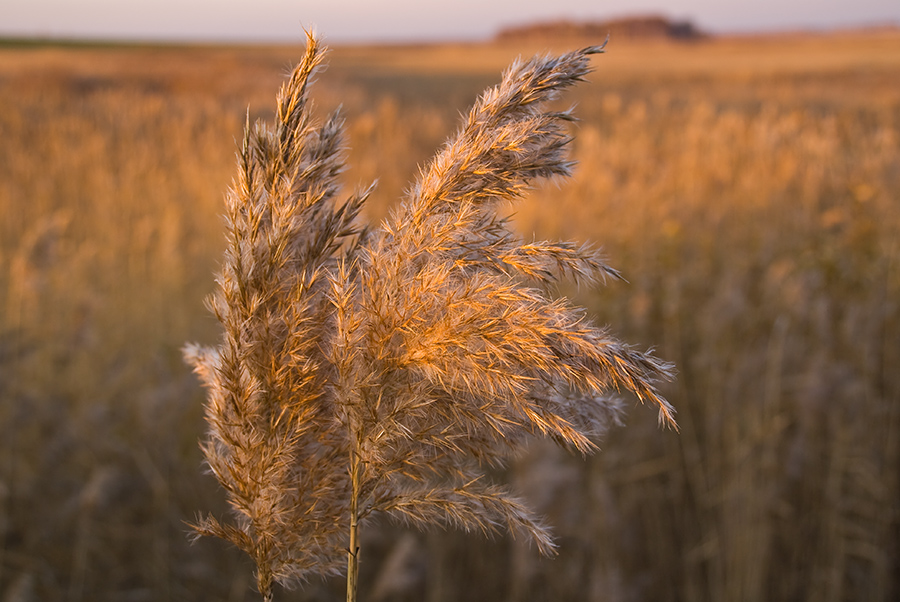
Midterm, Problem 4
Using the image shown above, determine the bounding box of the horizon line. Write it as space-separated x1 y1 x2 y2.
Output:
1 17 898 48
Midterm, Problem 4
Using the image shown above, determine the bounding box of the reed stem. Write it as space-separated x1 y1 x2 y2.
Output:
346 446 361 602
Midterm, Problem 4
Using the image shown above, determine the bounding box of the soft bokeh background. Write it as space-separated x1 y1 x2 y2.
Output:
2 7 900 602
2 0 900 42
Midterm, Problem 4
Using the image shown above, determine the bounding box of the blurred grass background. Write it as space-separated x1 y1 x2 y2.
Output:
1 30 899 601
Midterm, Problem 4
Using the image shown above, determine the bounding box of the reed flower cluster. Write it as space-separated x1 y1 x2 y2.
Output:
185 32 674 601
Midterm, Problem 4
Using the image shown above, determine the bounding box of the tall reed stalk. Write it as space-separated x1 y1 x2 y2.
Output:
185 32 675 601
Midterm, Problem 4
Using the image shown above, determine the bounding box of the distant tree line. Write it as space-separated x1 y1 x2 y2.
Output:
496 15 707 42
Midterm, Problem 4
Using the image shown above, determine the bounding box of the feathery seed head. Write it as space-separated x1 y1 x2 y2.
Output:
185 31 673 598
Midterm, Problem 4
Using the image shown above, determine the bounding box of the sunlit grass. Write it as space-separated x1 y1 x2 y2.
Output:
1 30 898 601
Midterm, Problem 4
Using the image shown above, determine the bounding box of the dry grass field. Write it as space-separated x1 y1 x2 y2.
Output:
1 30 899 601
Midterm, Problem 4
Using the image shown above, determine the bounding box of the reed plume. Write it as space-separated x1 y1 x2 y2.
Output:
185 32 674 601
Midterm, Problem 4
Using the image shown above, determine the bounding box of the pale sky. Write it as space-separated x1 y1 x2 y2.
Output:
2 0 898 43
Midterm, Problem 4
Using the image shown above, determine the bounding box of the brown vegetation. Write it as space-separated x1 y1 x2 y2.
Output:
1 29 899 601
496 16 705 43
185 35 673 600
